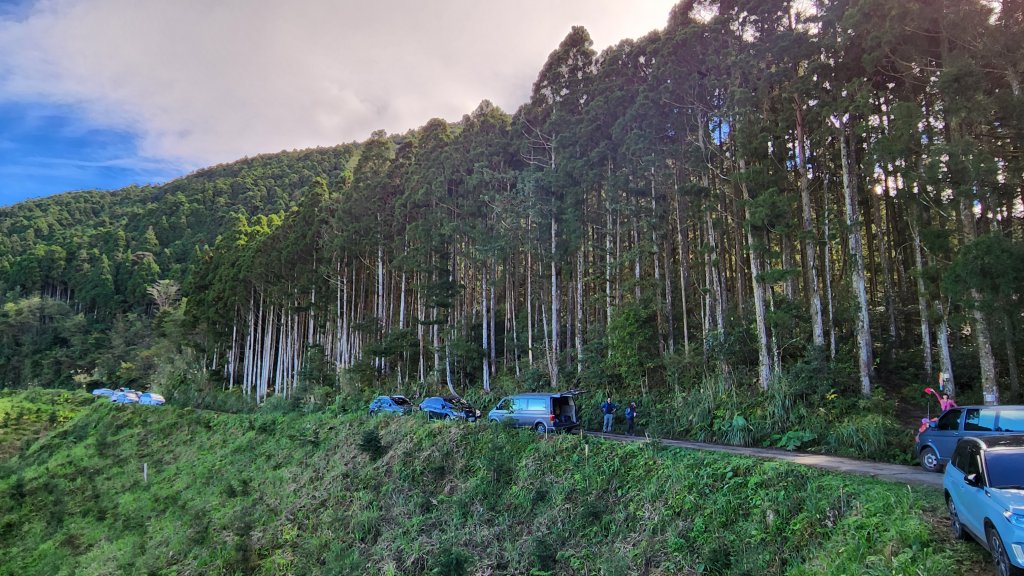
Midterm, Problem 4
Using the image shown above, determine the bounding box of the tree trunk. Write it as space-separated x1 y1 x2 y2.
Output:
840 121 874 395
741 162 774 391
576 249 584 373
606 201 613 341
550 214 560 388
675 193 691 355
910 213 934 379
960 197 1000 405
795 104 825 347
482 267 490 393
1003 315 1020 395
936 298 956 399
872 182 898 341
527 224 534 367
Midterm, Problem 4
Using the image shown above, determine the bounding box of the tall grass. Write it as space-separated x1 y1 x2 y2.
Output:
0 404 987 575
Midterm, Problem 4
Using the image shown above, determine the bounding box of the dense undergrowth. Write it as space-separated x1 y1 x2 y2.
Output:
0 396 987 576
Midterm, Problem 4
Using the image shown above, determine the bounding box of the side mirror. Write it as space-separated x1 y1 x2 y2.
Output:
964 473 982 487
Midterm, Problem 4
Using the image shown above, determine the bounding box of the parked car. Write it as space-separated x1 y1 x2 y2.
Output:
138 392 165 406
91 388 115 398
917 405 1024 472
368 395 414 416
944 435 1024 576
419 396 479 421
487 390 582 433
110 389 140 404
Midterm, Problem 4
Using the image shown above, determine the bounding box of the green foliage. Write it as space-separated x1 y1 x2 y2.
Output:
945 233 1024 315
0 405 985 575
773 430 817 451
430 546 472 576
636 358 911 460
605 300 661 386
0 389 92 457
357 427 387 461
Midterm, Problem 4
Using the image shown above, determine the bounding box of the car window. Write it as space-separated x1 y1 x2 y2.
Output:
996 409 1024 432
985 452 1024 488
965 446 984 482
527 398 548 411
964 409 995 432
392 397 411 406
496 398 511 411
936 409 962 431
950 442 970 471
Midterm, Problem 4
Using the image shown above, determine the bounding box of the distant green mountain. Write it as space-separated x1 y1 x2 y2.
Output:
0 145 356 298
0 145 356 388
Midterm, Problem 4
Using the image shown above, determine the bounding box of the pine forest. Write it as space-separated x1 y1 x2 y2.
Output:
2 0 1024 443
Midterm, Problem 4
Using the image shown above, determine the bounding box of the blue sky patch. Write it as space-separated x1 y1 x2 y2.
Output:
0 101 185 207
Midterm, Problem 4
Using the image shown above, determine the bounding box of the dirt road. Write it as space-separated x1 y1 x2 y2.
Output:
587 431 943 489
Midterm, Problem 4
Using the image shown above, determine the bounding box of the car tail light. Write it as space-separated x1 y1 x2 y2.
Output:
549 415 556 422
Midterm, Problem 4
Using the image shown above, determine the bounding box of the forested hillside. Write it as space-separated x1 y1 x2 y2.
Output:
0 146 355 388
2 0 1024 436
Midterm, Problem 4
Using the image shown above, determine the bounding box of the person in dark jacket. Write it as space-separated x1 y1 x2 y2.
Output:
625 402 637 435
601 398 617 433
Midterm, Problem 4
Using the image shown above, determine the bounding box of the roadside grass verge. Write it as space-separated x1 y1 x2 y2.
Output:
0 404 988 575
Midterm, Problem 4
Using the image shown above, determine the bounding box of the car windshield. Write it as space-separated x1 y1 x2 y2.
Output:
391 397 411 406
986 452 1024 489
446 398 472 410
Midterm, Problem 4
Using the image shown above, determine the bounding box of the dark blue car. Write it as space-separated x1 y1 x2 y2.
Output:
917 405 1024 472
369 395 414 416
419 396 479 422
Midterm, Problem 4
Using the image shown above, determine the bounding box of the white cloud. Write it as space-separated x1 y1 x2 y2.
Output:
0 0 674 170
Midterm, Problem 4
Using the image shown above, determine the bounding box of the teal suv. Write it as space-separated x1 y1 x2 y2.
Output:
944 436 1024 576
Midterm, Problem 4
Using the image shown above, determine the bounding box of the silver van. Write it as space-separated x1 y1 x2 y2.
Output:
916 405 1024 472
487 391 582 433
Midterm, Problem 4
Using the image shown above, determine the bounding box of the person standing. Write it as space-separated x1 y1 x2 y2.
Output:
625 402 637 435
939 393 957 411
600 397 617 433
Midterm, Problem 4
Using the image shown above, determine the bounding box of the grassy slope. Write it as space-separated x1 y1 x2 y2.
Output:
0 401 988 576
0 389 92 458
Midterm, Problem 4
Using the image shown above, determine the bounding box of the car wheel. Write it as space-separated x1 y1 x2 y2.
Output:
535 422 547 434
444 414 452 421
920 447 942 472
988 526 1023 576
947 496 969 541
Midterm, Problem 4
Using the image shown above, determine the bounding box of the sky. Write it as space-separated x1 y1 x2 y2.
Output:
0 0 677 207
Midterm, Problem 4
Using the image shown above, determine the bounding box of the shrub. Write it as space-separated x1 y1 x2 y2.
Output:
430 546 472 576
357 427 387 461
